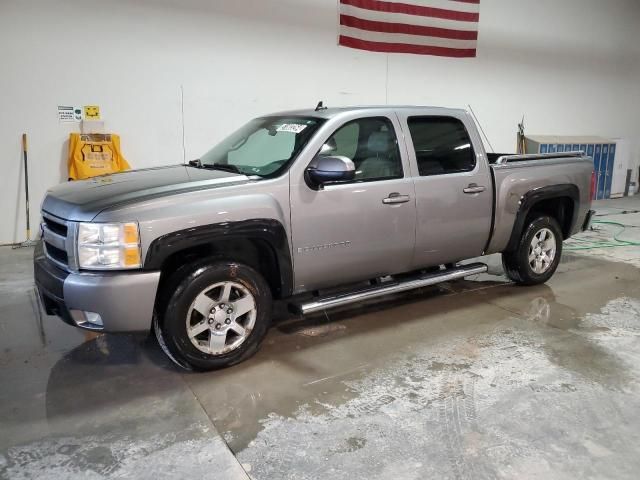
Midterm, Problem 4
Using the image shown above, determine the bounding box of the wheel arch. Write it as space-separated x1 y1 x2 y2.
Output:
144 219 294 302
505 184 579 252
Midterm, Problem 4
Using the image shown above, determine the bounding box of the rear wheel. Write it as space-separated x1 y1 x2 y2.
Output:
502 215 563 286
154 260 272 371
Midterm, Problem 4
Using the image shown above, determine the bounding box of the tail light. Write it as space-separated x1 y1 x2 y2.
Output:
590 171 597 200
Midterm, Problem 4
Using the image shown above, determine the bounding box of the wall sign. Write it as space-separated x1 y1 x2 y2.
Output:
58 105 82 122
84 105 101 120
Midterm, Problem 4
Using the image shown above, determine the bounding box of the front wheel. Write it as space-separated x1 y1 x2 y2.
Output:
502 215 563 286
155 260 272 371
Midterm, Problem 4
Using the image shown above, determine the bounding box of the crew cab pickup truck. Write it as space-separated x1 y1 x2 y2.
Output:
34 106 595 370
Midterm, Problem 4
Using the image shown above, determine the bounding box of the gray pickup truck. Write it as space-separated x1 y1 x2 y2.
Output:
34 106 595 370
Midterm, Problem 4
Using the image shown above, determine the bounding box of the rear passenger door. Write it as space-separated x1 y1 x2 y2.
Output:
397 111 493 268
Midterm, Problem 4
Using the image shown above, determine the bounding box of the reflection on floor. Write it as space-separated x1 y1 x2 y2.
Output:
1 197 639 479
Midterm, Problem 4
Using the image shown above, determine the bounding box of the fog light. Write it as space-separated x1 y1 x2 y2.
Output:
69 309 104 329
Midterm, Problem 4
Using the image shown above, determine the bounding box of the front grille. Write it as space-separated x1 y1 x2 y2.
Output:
42 213 71 269
45 243 68 265
43 216 68 237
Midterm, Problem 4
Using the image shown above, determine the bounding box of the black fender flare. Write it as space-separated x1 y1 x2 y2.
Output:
144 219 293 297
505 184 580 252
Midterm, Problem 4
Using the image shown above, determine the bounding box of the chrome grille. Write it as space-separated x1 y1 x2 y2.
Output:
41 212 75 271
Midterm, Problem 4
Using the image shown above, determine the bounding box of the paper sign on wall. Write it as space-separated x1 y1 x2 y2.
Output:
58 105 83 122
84 105 101 120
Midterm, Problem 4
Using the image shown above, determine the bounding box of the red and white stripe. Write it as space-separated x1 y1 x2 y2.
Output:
338 0 480 57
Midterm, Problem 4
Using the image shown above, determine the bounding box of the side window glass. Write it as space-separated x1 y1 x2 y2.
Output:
320 117 402 181
407 116 476 176
321 122 359 159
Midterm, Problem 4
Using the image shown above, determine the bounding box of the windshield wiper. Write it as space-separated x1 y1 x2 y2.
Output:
187 159 242 174
204 163 242 174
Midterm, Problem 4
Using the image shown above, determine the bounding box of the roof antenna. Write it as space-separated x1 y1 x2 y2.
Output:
467 104 495 153
315 100 327 111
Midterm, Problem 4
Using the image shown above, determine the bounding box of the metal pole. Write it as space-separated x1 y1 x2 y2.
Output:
14 133 38 248
23 133 31 241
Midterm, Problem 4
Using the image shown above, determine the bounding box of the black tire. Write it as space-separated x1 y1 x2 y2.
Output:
502 215 563 286
154 260 272 371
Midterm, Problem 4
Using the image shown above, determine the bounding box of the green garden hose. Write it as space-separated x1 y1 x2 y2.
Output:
565 220 640 251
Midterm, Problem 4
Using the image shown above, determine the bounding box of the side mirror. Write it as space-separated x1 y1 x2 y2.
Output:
305 155 356 186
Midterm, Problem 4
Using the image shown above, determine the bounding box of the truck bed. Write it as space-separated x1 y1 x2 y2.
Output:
485 151 593 254
487 153 510 164
487 151 585 164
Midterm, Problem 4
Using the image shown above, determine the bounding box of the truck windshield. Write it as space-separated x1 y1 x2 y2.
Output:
199 116 325 178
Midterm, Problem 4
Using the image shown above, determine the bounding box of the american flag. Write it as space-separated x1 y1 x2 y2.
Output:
338 0 480 58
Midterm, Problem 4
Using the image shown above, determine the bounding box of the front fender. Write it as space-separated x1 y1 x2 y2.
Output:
143 218 293 297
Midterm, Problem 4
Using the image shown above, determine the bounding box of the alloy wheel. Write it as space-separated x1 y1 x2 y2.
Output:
185 281 257 355
528 228 557 274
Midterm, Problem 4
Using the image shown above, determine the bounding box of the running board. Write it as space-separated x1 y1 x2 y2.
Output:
291 262 488 315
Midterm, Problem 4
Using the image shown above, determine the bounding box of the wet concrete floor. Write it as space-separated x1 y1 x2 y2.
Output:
1 198 640 479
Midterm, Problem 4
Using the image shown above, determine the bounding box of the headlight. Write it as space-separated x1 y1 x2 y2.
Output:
77 222 142 269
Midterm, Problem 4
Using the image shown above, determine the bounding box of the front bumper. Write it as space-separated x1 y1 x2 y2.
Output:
34 241 160 332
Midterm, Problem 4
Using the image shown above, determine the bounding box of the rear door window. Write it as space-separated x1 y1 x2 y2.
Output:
407 116 476 176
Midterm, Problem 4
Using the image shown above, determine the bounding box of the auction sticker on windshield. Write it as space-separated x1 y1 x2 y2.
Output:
277 124 308 133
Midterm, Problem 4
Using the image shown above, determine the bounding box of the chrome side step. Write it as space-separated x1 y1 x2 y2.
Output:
292 262 488 315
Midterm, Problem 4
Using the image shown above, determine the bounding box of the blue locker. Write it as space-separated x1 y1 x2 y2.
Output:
557 144 565 152
598 144 609 199
548 144 557 153
579 144 587 154
587 144 595 199
540 144 548 154
593 145 602 199
604 143 616 198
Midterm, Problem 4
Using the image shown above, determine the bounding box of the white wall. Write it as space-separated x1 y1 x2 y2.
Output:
1 0 639 244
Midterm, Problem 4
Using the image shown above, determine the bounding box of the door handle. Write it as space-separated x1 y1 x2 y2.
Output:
463 183 486 194
382 193 411 204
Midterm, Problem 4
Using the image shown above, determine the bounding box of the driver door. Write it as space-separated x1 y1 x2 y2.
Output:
289 114 416 292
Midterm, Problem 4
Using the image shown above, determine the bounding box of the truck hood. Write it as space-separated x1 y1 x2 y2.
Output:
42 165 251 221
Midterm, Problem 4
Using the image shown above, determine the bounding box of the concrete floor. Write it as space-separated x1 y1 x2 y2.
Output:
1 197 640 479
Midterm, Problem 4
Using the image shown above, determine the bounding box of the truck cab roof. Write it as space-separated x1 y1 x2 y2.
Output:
268 105 469 120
